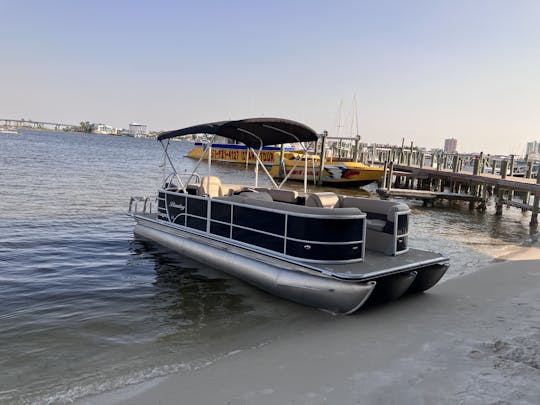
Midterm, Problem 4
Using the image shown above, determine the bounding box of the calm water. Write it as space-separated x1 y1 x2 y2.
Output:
0 130 537 404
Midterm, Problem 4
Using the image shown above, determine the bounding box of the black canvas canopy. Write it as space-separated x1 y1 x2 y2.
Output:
157 118 318 148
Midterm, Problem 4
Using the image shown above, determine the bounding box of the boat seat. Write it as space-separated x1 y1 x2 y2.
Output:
217 194 363 217
238 191 273 201
198 176 223 198
365 219 386 232
254 188 298 203
305 192 340 208
340 197 410 256
222 184 245 196
340 197 409 223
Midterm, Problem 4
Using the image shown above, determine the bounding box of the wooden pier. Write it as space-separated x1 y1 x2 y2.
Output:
376 156 540 227
310 136 540 225
376 188 487 208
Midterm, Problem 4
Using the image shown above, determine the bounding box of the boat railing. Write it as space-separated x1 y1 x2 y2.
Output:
158 191 367 263
162 172 202 190
129 196 156 214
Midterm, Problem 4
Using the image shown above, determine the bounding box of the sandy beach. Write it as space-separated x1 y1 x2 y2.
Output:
84 243 540 405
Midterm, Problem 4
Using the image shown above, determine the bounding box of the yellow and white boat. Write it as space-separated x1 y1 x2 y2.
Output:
269 151 385 185
187 142 288 165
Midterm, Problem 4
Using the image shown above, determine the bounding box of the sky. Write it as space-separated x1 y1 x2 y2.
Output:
1 0 539 154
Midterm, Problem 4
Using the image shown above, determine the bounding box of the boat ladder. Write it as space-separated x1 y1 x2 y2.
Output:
128 196 156 214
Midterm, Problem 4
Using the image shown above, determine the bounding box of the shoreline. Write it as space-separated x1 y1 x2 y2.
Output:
79 242 540 405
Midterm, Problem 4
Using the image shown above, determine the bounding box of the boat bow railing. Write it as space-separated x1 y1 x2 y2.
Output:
162 172 202 191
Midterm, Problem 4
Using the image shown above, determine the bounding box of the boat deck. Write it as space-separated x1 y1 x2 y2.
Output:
321 248 447 281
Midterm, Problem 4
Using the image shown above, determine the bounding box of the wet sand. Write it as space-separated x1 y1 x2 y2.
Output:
90 245 540 405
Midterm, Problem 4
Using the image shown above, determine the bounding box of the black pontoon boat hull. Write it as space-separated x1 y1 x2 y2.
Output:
133 216 448 314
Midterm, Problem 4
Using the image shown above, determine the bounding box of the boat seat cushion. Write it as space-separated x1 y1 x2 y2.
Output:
340 196 409 255
216 195 363 217
198 176 223 198
305 192 341 208
340 197 409 221
254 188 298 203
222 184 245 196
238 191 273 201
366 219 386 232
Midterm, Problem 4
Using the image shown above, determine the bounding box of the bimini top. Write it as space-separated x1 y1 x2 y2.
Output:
157 118 318 148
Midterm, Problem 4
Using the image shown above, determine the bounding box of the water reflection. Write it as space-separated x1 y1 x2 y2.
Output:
128 240 256 332
407 200 538 277
413 202 536 245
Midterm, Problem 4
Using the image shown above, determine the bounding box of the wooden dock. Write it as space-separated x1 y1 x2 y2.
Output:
391 165 540 194
311 135 540 226
376 188 487 208
377 158 540 227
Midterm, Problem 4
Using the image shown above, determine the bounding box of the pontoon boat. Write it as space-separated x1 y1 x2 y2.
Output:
128 118 449 314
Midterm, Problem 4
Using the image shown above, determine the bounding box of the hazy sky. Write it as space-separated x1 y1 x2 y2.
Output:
1 0 539 154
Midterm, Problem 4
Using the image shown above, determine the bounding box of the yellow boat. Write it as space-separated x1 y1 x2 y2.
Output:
269 151 385 185
187 142 288 165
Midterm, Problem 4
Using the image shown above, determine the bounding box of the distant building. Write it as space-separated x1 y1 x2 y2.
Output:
92 123 114 135
444 138 458 153
129 123 147 137
526 141 540 157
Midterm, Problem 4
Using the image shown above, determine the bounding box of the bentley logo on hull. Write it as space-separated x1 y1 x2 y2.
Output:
168 201 185 211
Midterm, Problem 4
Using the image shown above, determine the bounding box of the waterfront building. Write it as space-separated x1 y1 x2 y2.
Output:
92 123 114 135
444 138 458 153
129 123 147 137
526 141 540 157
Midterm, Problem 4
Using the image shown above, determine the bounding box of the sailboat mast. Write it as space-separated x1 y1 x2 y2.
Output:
353 94 359 138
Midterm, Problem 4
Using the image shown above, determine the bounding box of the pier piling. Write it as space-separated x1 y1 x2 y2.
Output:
531 164 540 226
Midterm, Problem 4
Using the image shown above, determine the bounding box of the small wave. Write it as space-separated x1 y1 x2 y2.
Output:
35 346 254 405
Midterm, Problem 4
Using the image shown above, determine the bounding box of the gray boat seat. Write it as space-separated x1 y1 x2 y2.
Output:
305 192 340 208
221 184 245 196
198 176 223 198
254 187 298 203
365 219 386 232
340 197 410 256
238 191 273 201
340 197 409 222
216 194 363 217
